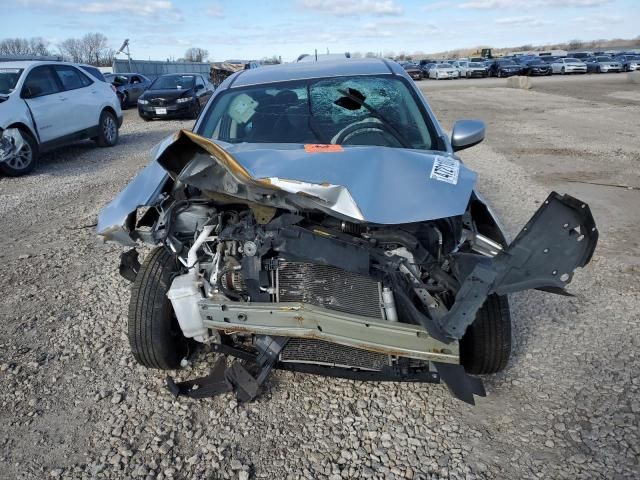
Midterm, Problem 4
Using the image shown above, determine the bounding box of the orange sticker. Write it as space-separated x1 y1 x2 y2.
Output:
304 144 344 153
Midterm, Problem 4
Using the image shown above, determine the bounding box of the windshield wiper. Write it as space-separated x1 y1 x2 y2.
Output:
335 88 412 149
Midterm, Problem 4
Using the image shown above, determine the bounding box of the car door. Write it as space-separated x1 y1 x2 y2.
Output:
21 65 69 143
128 75 144 102
194 75 209 107
53 65 98 133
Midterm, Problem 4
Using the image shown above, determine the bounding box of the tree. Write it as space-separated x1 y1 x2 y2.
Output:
364 51 378 58
58 33 113 66
82 32 109 66
0 37 50 56
260 55 281 65
568 39 583 50
184 47 209 62
59 38 84 63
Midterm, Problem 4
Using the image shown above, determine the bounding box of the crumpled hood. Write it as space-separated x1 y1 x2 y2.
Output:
160 131 477 224
97 130 478 243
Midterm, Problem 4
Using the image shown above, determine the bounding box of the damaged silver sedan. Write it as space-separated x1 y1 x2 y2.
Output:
98 59 597 404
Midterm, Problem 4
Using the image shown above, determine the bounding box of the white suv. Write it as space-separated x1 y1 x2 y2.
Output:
0 61 122 176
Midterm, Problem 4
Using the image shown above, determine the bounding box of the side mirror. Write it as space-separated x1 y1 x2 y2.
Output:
195 84 204 91
451 120 485 152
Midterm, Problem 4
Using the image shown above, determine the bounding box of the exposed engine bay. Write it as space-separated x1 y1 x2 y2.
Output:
98 130 598 404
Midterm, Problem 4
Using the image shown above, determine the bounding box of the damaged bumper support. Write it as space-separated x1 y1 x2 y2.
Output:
165 191 595 405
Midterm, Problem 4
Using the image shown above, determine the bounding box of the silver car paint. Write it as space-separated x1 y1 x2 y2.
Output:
97 130 478 242
98 60 506 243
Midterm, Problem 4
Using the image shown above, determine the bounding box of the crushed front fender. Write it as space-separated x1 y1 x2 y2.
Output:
435 192 597 341
96 160 170 245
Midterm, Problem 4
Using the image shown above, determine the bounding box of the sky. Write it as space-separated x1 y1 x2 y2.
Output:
3 0 639 62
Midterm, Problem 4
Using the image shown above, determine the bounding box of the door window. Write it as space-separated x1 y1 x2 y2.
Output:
131 76 141 84
22 66 61 98
54 65 92 91
196 76 205 89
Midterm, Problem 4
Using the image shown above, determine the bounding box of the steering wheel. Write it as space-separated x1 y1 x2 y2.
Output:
331 117 404 147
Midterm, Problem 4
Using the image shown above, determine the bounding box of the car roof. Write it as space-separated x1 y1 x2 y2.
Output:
0 60 100 70
228 58 400 88
0 60 58 69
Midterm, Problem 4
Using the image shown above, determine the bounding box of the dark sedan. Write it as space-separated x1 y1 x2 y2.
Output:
402 63 423 80
487 59 522 77
137 73 214 120
517 58 552 76
105 73 151 108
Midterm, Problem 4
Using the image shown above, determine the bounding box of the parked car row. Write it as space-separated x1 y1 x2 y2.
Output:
0 59 217 177
400 52 638 81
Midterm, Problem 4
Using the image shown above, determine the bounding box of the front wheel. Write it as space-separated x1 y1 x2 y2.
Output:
128 248 192 370
460 294 512 375
96 110 119 147
0 129 38 177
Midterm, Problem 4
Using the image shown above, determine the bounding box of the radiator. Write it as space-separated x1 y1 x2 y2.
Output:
280 338 389 371
276 261 383 319
276 261 389 370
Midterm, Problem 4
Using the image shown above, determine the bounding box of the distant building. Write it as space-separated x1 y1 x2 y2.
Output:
112 59 210 80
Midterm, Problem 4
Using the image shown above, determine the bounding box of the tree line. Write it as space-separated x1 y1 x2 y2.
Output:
0 33 115 66
0 35 216 66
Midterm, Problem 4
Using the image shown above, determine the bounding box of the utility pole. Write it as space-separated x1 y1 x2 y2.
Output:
117 39 132 72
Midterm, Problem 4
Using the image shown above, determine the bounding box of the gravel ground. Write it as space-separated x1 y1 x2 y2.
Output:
1 75 638 479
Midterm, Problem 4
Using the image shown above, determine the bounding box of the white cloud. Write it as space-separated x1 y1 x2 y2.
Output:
422 1 455 11
574 14 623 23
79 0 173 15
298 0 403 16
207 2 224 17
17 0 178 17
495 15 552 26
461 0 612 8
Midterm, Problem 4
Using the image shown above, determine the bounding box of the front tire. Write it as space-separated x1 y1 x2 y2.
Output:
0 129 38 177
460 294 511 375
128 248 192 370
96 110 119 147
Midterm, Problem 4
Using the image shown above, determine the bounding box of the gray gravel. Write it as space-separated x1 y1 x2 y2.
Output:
1 75 638 479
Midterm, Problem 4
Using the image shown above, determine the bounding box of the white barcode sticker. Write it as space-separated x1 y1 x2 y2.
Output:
430 156 460 185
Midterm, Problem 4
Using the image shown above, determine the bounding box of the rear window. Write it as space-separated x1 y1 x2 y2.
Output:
79 65 105 82
54 65 92 91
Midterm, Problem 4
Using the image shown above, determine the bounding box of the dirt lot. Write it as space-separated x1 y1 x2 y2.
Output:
1 74 638 479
